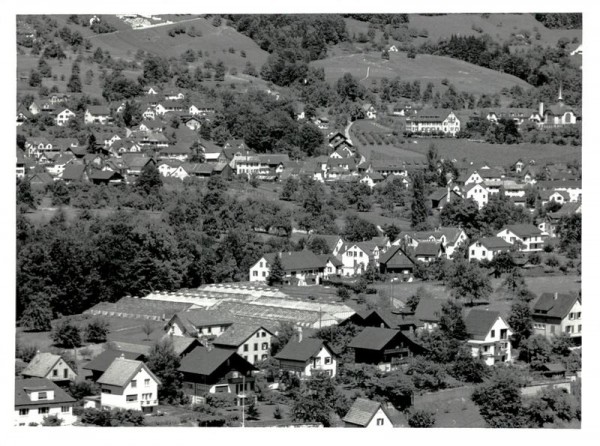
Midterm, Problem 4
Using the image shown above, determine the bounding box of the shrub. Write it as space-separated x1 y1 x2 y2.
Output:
41 415 63 426
528 252 542 265
408 409 436 427
84 317 110 343
17 343 39 363
205 392 237 408
545 256 560 268
51 319 82 348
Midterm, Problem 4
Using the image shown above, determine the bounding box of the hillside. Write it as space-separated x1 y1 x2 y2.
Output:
85 16 270 71
311 51 531 96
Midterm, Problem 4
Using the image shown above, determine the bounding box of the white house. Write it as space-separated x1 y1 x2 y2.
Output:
464 182 489 209
213 324 277 365
531 293 582 345
21 352 77 383
165 309 234 338
340 242 380 277
468 237 513 262
465 309 512 366
55 108 76 126
15 378 77 426
496 224 545 252
343 398 394 428
275 335 337 378
362 103 377 120
249 251 327 285
97 357 161 413
405 109 461 136
84 106 111 125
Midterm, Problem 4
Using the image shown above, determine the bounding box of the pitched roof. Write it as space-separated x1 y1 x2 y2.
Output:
97 358 160 387
87 105 111 116
61 164 86 181
175 309 234 330
378 245 415 269
348 327 403 351
82 349 144 373
15 378 76 407
342 398 387 427
262 251 327 272
532 293 580 319
214 323 272 347
414 241 442 257
414 298 446 324
472 237 513 250
21 353 62 378
275 338 328 362
258 154 290 165
502 224 544 238
178 346 238 376
464 309 502 341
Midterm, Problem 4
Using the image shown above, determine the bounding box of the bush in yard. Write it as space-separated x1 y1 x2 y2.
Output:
545 256 560 268
205 392 237 408
16 343 39 363
84 317 110 343
81 408 145 426
337 287 351 301
528 252 542 265
407 409 436 427
51 319 82 348
68 380 99 400
273 405 283 419
41 414 63 426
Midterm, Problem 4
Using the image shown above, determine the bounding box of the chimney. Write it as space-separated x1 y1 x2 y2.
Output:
539 102 544 117
297 326 303 343
554 292 558 300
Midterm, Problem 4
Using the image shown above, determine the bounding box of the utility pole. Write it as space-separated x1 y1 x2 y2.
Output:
241 375 245 428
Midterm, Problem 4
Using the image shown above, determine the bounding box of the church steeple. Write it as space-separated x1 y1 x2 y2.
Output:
558 82 564 105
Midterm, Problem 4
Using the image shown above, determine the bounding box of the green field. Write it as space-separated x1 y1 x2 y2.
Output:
311 51 531 96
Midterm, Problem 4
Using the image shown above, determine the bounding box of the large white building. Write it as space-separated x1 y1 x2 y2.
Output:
15 378 77 426
496 224 545 252
405 109 461 136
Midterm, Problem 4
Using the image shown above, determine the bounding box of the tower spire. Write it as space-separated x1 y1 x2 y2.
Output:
558 82 563 103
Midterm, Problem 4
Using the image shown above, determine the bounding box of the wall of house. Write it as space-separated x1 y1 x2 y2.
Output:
303 346 337 378
46 358 77 382
237 329 274 365
468 243 507 262
466 185 488 209
249 257 269 282
100 368 158 411
365 407 394 428
14 404 76 426
497 229 544 252
467 318 512 366
342 246 371 276
560 299 582 338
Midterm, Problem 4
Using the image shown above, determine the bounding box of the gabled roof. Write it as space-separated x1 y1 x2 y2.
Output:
414 298 446 324
258 154 290 165
472 237 513 250
21 353 64 378
547 202 581 219
89 170 123 181
61 164 86 181
262 251 327 272
378 245 415 269
317 254 343 268
15 378 76 407
173 309 234 332
414 241 443 257
82 349 144 374
348 327 404 351
97 357 161 387
464 309 503 341
213 323 274 347
87 105 111 116
178 346 240 376
275 338 330 362
342 398 388 427
532 293 580 319
501 224 544 238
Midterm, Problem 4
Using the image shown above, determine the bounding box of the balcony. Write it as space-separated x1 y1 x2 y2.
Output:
141 400 158 406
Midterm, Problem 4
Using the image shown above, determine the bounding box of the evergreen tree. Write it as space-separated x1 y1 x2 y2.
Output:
20 293 53 332
136 163 162 195
67 63 82 93
51 319 82 348
267 254 285 286
29 69 42 87
508 298 533 347
410 172 428 229
17 179 36 209
146 339 184 403
439 300 468 340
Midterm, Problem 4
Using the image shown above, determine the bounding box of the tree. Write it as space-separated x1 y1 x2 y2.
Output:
189 141 205 163
20 293 53 332
439 300 468 340
406 357 448 391
142 320 155 340
84 317 110 343
17 179 36 209
446 260 492 305
246 401 260 420
471 368 527 428
51 319 82 348
146 339 184 403
440 199 482 239
519 335 553 370
450 345 488 383
408 409 436 427
136 163 162 195
343 214 379 242
67 64 82 93
410 172 428 229
371 370 414 410
267 254 285 286
501 267 526 296
214 61 226 81
29 69 42 87
270 321 297 356
508 298 533 347
291 372 349 427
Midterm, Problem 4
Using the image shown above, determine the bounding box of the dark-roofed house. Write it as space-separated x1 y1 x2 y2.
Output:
414 298 447 332
378 245 416 278
468 237 513 262
21 352 77 384
413 241 445 263
275 334 337 378
428 187 463 210
60 164 88 183
179 346 256 405
165 309 234 338
464 309 512 366
340 309 408 332
83 349 145 381
342 398 394 428
531 292 581 345
497 224 545 252
15 378 77 426
97 357 161 413
213 324 277 365
89 169 124 185
249 251 327 286
348 327 426 371
84 105 111 125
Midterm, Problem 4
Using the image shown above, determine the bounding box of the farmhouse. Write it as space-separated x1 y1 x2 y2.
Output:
213 324 277 365
378 244 416 279
21 352 77 384
249 251 327 285
405 109 461 136
84 106 111 125
54 108 76 126
496 224 545 252
414 298 446 332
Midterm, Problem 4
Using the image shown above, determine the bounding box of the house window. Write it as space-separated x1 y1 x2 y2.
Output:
244 356 248 361
131 380 137 389
244 345 248 352
324 357 332 365
565 326 572 333
254 343 258 351
490 330 495 338
262 354 268 360
145 379 150 387
482 250 486 257
483 346 489 352
38 392 47 400
578 325 582 333
207 327 212 334
254 355 258 362
257 333 260 338
376 418 384 426
38 407 49 415
126 395 138 402
261 332 266 337
102 388 112 394
471 250 475 255
61 406 70 413
64 369 68 378
550 325 555 334
262 343 269 350
253 271 258 277
262 272 266 277
19 409 29 416
53 369 58 377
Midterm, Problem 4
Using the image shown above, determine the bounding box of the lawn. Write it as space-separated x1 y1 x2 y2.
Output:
412 385 487 428
311 51 531 96
23 204 164 226
386 138 582 166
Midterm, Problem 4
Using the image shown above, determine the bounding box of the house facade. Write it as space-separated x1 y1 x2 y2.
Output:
496 225 545 252
468 237 513 262
213 324 276 365
275 336 337 378
21 352 77 384
342 398 394 428
249 251 326 285
531 293 582 345
464 309 512 366
405 110 461 136
15 378 76 426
